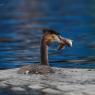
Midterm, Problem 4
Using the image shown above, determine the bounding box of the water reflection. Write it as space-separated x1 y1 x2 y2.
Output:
0 0 95 69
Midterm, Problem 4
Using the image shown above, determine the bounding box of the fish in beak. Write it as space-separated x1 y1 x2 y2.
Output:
58 36 73 50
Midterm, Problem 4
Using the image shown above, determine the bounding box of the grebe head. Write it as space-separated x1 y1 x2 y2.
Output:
42 28 72 50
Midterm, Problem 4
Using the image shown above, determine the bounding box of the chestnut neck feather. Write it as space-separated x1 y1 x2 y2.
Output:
40 38 48 65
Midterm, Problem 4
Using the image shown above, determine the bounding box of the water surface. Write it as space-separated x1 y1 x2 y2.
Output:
0 0 95 69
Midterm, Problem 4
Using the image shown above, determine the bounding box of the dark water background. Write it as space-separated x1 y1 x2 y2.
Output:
0 0 95 69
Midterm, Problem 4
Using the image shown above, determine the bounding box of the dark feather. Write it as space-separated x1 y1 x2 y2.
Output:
43 28 59 35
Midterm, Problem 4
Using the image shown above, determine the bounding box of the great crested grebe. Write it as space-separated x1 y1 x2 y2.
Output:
18 29 72 74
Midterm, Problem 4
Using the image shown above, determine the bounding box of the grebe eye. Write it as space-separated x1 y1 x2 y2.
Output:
52 35 55 39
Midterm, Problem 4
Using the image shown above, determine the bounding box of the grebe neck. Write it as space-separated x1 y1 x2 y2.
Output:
40 38 48 65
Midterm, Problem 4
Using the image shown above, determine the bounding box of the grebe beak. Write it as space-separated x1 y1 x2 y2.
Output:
58 36 73 50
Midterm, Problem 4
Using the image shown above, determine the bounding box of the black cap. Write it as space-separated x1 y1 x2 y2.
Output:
43 28 59 35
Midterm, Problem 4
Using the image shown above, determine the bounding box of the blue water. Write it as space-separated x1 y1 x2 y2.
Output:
0 0 95 69
0 0 95 95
